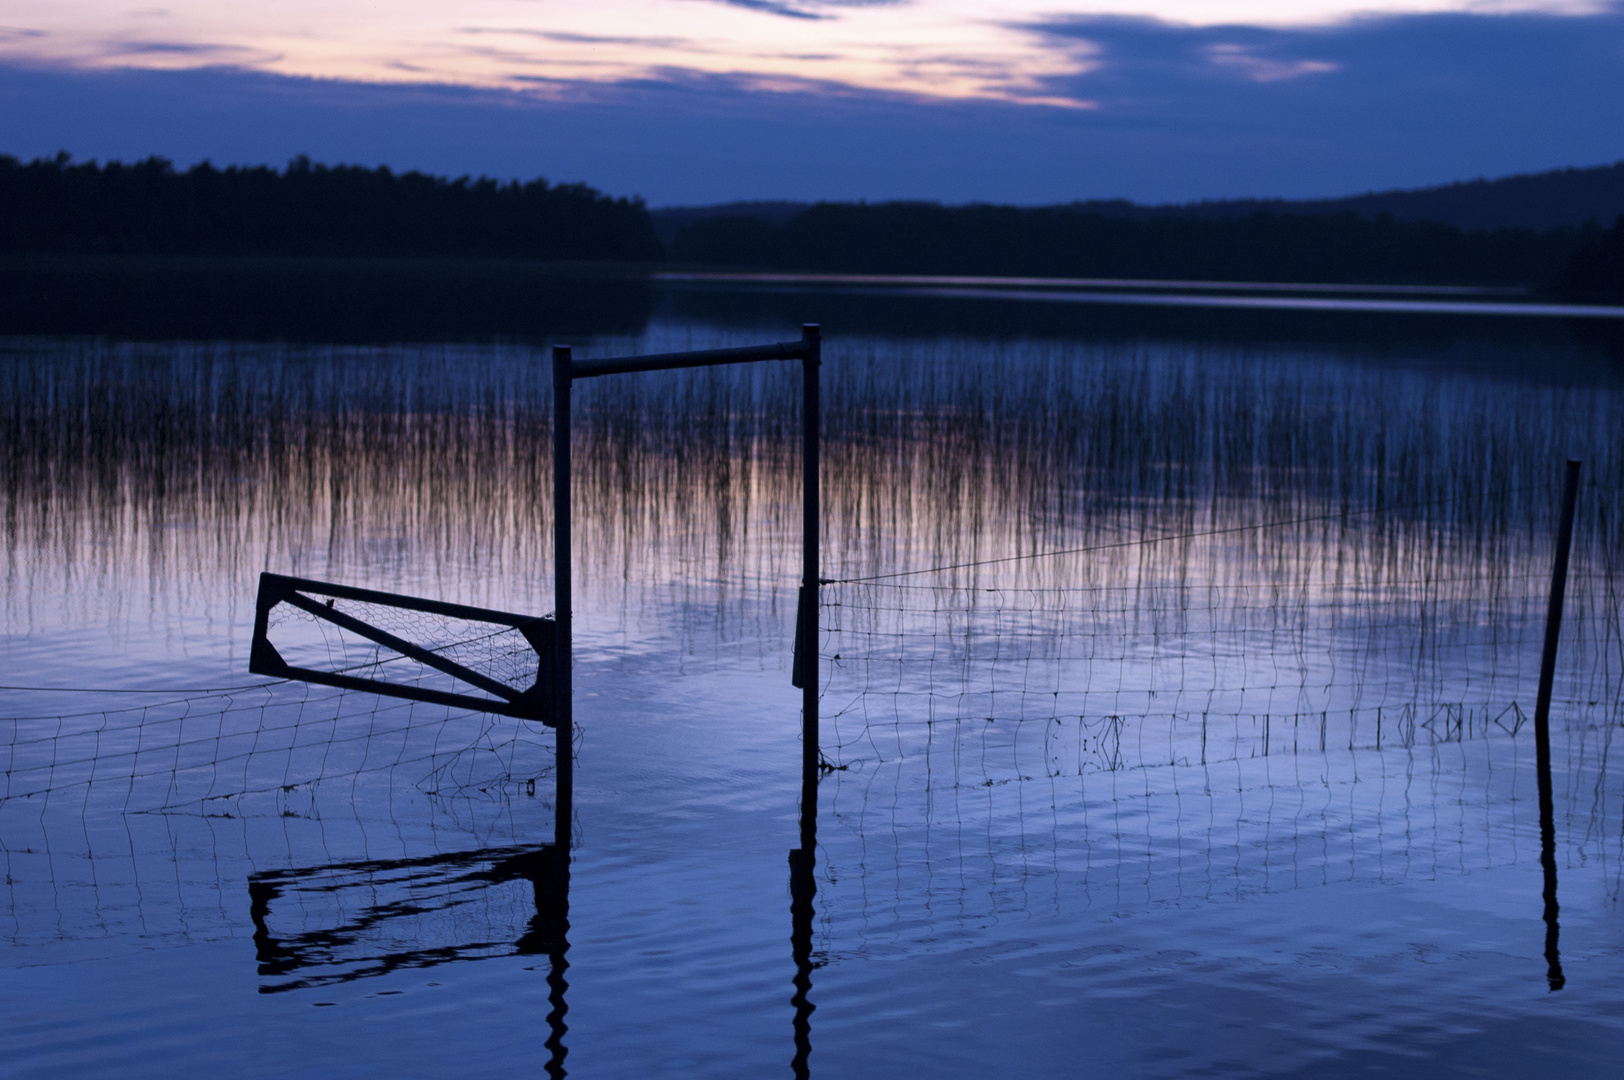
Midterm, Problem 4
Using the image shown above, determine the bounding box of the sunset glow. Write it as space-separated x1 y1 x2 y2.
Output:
0 0 1602 106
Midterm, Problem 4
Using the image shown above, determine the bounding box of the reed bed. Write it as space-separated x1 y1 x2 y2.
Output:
2 331 1622 806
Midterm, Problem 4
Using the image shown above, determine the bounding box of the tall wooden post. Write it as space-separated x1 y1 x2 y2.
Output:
791 326 822 1079
800 323 821 853
552 345 574 855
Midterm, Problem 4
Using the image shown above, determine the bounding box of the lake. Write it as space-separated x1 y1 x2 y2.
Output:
4 271 1624 1077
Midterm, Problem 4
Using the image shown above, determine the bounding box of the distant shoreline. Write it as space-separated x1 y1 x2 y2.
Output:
0 254 1551 296
657 271 1624 320
656 271 1530 299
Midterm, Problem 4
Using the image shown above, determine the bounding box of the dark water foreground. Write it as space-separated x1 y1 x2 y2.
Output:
4 283 1624 1077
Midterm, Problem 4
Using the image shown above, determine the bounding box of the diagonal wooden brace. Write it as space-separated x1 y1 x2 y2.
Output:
249 572 557 724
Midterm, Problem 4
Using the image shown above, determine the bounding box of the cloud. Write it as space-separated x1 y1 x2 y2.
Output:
1020 6 1622 94
459 29 704 51
700 0 910 16
702 0 834 21
691 0 908 20
999 6 1624 138
106 41 234 55
1203 43 1338 82
82 38 284 67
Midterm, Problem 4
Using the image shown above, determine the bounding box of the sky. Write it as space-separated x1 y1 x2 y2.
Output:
0 0 1621 205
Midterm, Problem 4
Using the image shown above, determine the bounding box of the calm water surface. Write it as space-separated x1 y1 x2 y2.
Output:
4 282 1624 1077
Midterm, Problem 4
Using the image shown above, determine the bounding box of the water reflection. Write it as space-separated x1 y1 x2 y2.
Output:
790 718 824 1078
246 713 574 1065
0 257 655 343
248 843 570 991
250 842 571 1067
6 318 1624 1074
1544 822 1566 992
789 845 817 1080
661 278 1619 354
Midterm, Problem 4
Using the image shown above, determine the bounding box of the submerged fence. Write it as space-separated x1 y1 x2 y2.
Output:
0 682 559 816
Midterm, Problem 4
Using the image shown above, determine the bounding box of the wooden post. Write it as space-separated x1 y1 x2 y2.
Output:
552 345 574 855
1533 457 1579 991
800 323 821 854
790 325 823 1077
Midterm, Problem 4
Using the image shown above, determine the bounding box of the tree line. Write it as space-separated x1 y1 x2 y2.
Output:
668 201 1592 287
6 153 1620 294
0 154 663 261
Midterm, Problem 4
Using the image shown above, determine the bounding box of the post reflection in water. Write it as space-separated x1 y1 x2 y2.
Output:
790 739 824 1078
1542 814 1565 992
248 841 571 1073
528 846 572 1080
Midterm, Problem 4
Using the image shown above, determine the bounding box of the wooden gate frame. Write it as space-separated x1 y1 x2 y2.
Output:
551 324 823 855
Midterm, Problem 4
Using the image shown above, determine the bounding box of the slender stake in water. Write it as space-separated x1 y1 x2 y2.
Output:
1533 457 1579 991
552 345 574 856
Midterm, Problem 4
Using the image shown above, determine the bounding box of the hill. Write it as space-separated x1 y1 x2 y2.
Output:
653 160 1624 237
1177 162 1624 231
668 202 1582 287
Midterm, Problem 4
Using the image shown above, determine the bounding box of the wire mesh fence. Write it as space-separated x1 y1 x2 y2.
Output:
0 682 557 818
817 486 1624 787
803 473 1624 958
810 721 1624 967
0 783 559 959
2 575 561 818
